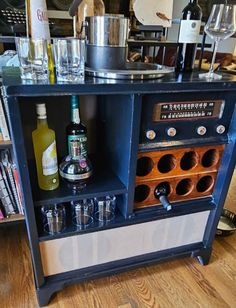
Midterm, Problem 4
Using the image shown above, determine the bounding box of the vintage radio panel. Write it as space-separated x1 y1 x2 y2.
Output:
139 92 233 149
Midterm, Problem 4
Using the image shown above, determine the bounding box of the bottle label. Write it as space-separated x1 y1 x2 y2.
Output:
59 170 92 181
42 141 58 176
68 134 87 156
72 109 80 124
178 20 201 43
30 0 50 40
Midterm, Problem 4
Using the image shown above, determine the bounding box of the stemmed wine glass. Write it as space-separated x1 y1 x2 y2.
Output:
199 4 236 80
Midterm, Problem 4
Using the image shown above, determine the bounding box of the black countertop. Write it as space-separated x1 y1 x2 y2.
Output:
2 67 236 97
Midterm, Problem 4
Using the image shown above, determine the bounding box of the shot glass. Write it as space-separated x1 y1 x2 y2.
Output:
94 195 116 222
53 38 85 82
41 204 66 235
71 199 94 227
15 37 49 80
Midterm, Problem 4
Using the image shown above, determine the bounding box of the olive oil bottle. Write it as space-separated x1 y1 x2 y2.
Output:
32 104 59 190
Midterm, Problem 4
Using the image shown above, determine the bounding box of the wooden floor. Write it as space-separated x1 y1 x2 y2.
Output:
0 172 235 308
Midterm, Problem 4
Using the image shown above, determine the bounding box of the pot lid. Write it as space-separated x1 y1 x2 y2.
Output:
133 0 174 28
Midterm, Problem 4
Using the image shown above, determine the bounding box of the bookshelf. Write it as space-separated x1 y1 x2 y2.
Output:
0 89 23 223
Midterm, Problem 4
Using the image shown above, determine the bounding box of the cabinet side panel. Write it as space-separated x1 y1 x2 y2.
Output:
40 211 210 276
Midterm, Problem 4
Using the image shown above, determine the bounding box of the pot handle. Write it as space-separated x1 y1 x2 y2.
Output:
77 20 89 37
69 0 83 17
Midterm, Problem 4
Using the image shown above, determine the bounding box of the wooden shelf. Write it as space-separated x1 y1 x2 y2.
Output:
0 214 24 224
0 140 12 148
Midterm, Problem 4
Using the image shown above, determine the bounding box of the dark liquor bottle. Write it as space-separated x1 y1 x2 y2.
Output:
154 184 172 211
175 0 202 73
59 140 93 190
66 96 87 156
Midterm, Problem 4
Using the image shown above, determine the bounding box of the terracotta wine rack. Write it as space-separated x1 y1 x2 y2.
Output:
134 145 224 209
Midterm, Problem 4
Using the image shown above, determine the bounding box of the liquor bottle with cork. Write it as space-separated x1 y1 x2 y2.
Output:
32 104 59 191
175 0 202 73
59 140 93 190
25 0 54 76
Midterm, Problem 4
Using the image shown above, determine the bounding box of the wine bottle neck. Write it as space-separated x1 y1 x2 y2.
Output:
70 96 81 124
189 0 198 4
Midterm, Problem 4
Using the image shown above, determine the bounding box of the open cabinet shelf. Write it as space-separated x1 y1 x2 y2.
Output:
32 167 127 207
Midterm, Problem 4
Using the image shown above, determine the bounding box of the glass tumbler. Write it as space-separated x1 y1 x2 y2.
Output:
53 38 85 82
94 195 116 222
15 37 49 81
71 199 94 227
41 204 66 235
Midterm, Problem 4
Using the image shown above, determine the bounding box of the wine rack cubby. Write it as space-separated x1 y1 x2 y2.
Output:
134 145 224 209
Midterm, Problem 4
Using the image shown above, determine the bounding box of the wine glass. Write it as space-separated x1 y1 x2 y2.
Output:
199 4 236 80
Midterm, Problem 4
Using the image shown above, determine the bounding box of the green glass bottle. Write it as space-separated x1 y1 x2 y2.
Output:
66 96 87 156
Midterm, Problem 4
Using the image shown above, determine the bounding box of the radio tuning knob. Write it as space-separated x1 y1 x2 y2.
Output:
197 126 207 136
146 130 156 140
167 127 177 137
216 125 226 134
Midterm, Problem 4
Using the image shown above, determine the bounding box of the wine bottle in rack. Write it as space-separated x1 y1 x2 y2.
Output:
154 184 172 211
25 0 54 76
175 0 202 73
32 104 59 191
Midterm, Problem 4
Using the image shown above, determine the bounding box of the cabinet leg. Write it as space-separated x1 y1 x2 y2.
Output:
37 285 62 307
193 247 212 266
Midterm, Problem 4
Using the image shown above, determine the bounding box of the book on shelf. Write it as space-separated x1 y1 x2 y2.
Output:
0 94 10 142
0 149 24 218
0 203 5 221
0 128 4 142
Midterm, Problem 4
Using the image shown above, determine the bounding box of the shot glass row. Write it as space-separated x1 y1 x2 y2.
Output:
41 195 117 235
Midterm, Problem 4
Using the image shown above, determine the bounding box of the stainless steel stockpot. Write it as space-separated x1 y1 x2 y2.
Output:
85 15 129 47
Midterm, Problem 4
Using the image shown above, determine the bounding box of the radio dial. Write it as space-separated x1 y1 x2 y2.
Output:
216 125 226 134
197 126 207 136
167 127 177 137
146 130 156 140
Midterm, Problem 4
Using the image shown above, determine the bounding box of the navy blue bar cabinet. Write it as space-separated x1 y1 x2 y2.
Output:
1 69 236 306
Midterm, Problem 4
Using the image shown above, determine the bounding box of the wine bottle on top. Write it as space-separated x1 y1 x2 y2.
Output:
175 0 202 73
